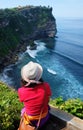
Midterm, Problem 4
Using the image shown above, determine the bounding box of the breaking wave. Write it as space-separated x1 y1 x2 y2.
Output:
26 41 46 58
47 68 57 75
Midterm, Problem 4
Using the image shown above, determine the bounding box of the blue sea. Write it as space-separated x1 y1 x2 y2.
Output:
0 18 83 100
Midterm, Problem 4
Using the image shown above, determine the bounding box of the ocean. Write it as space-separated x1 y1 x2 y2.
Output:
0 18 83 100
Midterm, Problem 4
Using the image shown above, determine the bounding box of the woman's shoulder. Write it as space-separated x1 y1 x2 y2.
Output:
42 82 51 90
43 82 52 95
43 82 50 87
18 86 26 92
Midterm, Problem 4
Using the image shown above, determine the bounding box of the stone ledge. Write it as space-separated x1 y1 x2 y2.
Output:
50 105 83 130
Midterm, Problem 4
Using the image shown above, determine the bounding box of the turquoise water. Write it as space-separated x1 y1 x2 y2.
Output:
0 18 83 100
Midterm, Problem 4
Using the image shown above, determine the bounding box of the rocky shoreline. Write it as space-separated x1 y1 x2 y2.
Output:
0 37 45 71
0 6 57 72
0 35 56 72
0 38 30 71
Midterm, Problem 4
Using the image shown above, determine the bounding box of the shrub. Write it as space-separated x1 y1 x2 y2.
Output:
0 82 23 130
50 97 83 119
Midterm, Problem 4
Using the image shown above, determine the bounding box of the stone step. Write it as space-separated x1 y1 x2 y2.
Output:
50 105 83 130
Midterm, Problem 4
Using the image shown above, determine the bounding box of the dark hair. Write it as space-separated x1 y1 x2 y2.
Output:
21 78 44 88
21 79 27 86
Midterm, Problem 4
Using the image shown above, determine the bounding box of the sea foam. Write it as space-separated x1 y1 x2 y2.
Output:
47 68 57 75
0 66 13 86
26 41 46 58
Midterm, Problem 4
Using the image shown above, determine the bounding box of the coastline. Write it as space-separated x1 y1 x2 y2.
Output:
0 38 37 72
0 37 55 72
0 6 57 72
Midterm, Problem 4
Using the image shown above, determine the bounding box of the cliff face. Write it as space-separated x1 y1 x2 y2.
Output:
19 6 57 39
0 6 57 69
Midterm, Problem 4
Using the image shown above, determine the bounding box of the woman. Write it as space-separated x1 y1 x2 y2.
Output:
18 61 52 128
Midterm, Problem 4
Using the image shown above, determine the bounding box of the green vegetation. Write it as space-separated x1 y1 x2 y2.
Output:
50 96 83 119
0 82 23 130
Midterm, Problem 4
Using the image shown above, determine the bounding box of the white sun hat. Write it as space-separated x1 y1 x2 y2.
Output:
21 61 43 86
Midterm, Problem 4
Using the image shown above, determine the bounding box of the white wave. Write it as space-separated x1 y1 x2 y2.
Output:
0 66 13 86
47 68 57 75
26 46 37 58
18 52 25 61
26 41 46 58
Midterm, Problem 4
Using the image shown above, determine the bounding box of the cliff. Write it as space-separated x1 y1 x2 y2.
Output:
0 6 57 70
